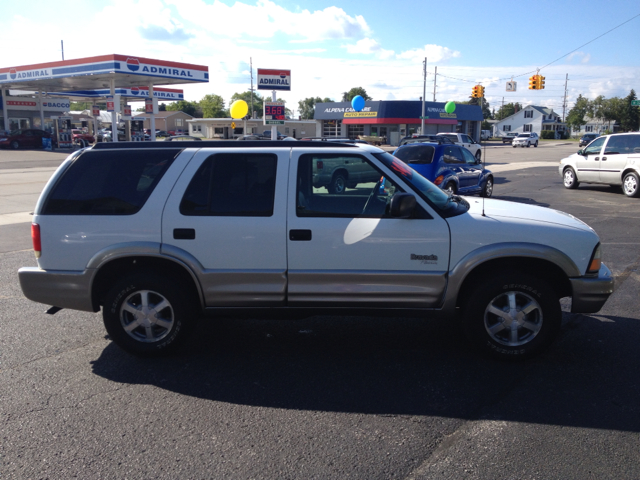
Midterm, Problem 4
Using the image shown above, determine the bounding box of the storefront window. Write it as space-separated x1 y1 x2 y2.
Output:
322 120 342 137
347 124 364 139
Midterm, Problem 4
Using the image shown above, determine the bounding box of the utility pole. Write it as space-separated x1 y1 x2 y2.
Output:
421 58 427 134
432 66 437 102
250 58 255 119
562 73 569 122
61 40 64 61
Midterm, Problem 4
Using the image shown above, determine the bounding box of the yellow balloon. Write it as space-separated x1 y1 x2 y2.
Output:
230 100 249 119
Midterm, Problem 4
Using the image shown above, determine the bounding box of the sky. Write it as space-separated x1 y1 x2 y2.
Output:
2 0 639 117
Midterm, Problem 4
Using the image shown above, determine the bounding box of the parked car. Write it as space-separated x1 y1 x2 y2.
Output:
579 133 600 147
0 129 52 149
71 129 95 147
164 135 202 141
502 132 518 144
480 130 492 141
300 137 366 144
399 135 454 146
512 132 539 148
436 133 482 160
18 141 614 361
394 141 493 197
560 132 640 197
236 135 262 141
156 131 170 138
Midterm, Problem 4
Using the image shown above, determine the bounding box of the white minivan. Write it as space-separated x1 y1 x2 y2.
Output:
559 132 640 198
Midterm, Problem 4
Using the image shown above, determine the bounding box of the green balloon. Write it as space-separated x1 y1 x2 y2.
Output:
445 101 456 114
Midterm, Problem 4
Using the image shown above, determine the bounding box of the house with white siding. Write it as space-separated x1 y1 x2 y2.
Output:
493 106 566 138
572 116 620 136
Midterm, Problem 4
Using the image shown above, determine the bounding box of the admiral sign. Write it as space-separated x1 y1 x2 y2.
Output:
257 69 291 91
49 87 184 100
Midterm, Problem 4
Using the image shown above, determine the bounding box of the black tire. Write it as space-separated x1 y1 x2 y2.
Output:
102 273 196 356
481 176 493 197
563 167 580 189
534 141 538 147
512 145 516 148
622 171 640 198
10 140 19 149
526 142 531 147
462 272 561 360
327 173 347 194
475 150 481 162
445 182 457 195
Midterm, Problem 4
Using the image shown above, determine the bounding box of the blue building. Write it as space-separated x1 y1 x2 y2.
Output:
314 100 483 146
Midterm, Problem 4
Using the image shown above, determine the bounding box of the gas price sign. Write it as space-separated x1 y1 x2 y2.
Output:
264 101 285 125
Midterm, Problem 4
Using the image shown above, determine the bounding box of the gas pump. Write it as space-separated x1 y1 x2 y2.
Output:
52 116 73 149
131 119 145 141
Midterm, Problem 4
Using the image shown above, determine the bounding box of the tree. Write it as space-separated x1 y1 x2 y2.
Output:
159 103 166 112
566 95 590 132
230 91 265 118
494 102 522 120
298 96 334 120
620 89 640 132
199 94 227 118
166 100 198 116
341 88 371 102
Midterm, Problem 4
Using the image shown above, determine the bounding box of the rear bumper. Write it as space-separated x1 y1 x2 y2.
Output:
18 267 97 312
570 263 615 314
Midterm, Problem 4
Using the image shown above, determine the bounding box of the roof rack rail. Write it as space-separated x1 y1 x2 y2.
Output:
92 140 358 150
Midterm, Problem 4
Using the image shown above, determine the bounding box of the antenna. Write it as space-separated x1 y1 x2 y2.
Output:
481 87 486 217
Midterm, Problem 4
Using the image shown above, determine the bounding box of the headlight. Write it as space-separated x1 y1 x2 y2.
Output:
0 138 7 142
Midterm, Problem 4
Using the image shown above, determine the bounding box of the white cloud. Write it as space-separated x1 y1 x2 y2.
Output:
342 38 394 59
566 51 591 64
397 44 461 63
164 0 371 41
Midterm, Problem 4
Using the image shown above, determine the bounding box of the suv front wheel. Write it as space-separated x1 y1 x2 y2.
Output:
103 273 196 356
462 272 561 360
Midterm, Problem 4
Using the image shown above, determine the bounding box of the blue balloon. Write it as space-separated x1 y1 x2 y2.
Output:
351 95 365 112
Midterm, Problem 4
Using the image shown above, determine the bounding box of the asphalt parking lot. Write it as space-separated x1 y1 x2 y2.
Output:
1 144 639 479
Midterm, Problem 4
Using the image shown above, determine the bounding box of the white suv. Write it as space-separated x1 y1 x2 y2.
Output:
512 132 539 148
560 132 640 198
436 133 482 161
19 141 614 360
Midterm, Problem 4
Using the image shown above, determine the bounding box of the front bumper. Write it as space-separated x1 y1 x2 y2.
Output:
18 267 97 312
569 263 615 313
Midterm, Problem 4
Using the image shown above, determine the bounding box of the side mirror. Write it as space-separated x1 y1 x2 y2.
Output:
390 192 416 218
577 149 585 156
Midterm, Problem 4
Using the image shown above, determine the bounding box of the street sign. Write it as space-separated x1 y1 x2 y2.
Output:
506 81 517 92
631 100 640 106
231 122 236 129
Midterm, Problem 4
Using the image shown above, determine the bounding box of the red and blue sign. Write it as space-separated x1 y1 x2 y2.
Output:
257 68 291 91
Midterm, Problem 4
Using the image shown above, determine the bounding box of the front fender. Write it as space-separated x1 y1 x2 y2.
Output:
439 242 580 316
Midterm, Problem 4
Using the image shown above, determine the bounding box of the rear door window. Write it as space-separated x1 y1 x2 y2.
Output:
180 153 277 217
394 145 435 164
43 149 180 215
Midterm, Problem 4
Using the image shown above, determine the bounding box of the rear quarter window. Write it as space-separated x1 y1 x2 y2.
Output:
394 145 435 164
43 149 180 215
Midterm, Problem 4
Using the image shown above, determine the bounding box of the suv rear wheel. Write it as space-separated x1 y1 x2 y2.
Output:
462 272 561 360
103 273 196 356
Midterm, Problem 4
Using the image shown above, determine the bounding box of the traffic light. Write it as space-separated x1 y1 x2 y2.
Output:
478 85 485 97
471 85 480 98
529 75 537 90
538 75 545 90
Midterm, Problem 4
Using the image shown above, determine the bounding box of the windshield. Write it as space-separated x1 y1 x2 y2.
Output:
372 151 469 216
517 133 531 137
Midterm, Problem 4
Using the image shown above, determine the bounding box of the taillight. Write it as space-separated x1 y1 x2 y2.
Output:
587 244 601 274
434 175 444 186
31 223 41 258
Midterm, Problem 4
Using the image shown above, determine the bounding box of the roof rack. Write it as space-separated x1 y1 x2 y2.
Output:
92 140 358 150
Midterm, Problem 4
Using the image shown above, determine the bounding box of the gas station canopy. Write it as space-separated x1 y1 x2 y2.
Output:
0 53 209 142
0 53 209 92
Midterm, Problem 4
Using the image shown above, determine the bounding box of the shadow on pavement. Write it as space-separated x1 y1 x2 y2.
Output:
91 312 640 432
